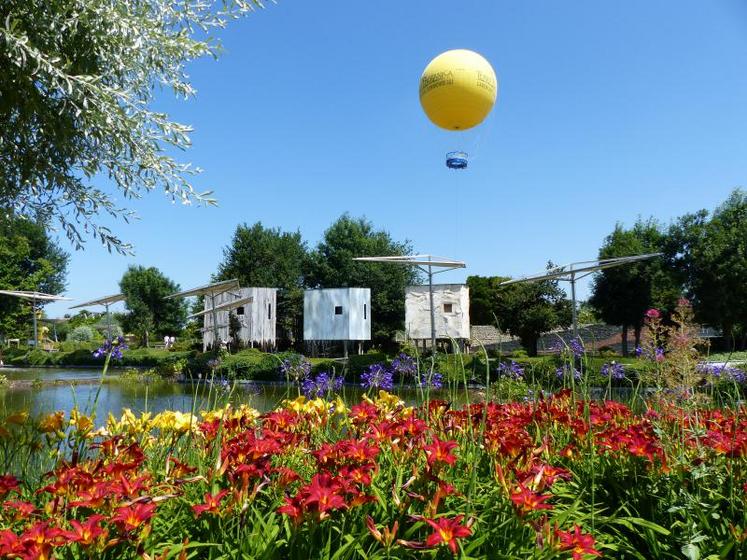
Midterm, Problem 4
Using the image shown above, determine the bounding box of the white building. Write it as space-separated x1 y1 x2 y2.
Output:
203 287 277 350
303 288 371 341
405 284 470 341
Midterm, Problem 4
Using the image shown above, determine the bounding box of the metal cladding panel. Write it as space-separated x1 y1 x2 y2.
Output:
304 288 371 341
405 284 470 340
346 288 371 340
203 287 277 349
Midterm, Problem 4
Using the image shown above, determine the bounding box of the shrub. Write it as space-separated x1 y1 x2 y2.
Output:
347 352 388 376
69 326 95 343
208 349 284 381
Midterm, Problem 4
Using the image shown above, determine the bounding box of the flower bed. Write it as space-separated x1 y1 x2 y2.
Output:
1 390 746 558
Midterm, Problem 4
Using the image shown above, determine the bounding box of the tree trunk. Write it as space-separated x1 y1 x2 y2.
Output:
633 324 642 353
621 325 629 357
523 335 539 357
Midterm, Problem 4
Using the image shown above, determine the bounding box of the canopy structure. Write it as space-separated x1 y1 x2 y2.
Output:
0 290 72 346
165 279 240 349
501 253 662 337
69 294 126 339
188 295 253 319
353 255 466 350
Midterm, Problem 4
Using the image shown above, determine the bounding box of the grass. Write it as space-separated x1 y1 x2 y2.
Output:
708 350 747 362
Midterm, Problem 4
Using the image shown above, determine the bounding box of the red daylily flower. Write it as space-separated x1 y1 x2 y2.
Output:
19 522 66 560
68 482 113 509
62 515 107 546
277 495 304 523
0 474 19 498
510 483 553 516
3 500 36 520
423 437 458 467
111 502 157 533
423 515 472 555
349 402 379 425
167 457 197 479
556 524 601 559
192 490 230 518
304 473 346 513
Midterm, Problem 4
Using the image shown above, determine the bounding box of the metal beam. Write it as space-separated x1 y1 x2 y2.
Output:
500 253 662 338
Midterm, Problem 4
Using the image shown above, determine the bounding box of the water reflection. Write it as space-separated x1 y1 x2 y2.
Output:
0 368 457 422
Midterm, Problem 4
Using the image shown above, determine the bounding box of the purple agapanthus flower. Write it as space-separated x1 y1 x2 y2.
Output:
207 358 221 370
361 363 394 391
93 336 128 360
636 346 665 362
391 353 417 378
698 363 746 384
569 337 585 358
600 362 625 380
497 360 524 380
556 364 581 381
419 372 443 390
279 356 311 382
302 372 343 398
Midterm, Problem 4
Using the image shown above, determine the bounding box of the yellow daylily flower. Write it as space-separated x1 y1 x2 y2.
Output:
70 408 94 434
39 411 65 433
152 410 198 434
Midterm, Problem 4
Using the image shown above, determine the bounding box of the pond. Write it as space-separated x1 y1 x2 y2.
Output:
0 367 465 422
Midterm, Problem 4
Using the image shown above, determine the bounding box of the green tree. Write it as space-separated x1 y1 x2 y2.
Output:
466 275 509 325
215 222 308 348
119 265 186 346
589 219 679 355
667 189 747 349
306 215 418 344
1 0 260 254
468 274 572 356
0 216 69 340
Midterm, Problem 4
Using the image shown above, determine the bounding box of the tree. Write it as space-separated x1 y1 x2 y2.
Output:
215 222 308 347
667 189 747 349
0 216 69 340
119 266 186 346
468 274 572 356
466 276 509 325
1 0 260 254
306 215 418 344
589 219 679 355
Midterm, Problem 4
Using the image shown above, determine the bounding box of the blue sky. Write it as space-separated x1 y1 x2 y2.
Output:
46 0 747 318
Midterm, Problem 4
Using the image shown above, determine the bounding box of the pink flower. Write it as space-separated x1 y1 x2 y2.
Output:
645 309 661 319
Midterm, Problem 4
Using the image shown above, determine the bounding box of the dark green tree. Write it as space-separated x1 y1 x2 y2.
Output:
667 189 747 349
306 215 418 344
589 219 679 355
468 273 572 356
0 216 69 340
215 222 308 348
119 265 186 346
466 276 509 325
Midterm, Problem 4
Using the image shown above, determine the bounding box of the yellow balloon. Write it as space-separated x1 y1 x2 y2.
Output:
419 49 498 131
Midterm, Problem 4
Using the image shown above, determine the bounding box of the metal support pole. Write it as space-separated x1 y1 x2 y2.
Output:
570 272 578 338
32 297 38 347
428 263 436 352
105 303 112 339
211 292 219 351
